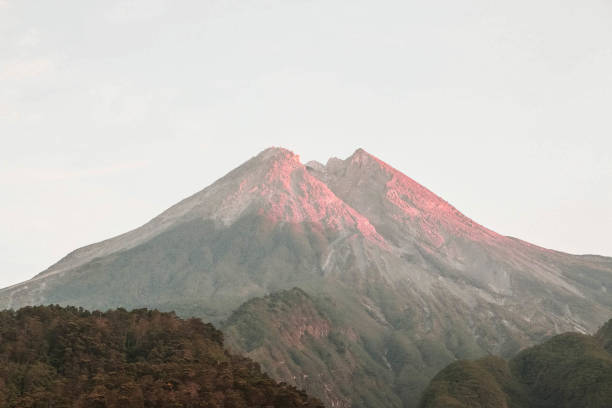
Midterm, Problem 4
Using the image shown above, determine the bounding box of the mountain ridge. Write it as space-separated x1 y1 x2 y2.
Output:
28 147 387 285
8 147 596 288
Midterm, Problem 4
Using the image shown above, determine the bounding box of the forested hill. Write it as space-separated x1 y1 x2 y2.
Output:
0 305 323 408
419 318 612 408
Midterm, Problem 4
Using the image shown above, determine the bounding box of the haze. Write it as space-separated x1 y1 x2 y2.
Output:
1 0 611 288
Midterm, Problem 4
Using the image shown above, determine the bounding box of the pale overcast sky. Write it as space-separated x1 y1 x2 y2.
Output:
1 0 611 288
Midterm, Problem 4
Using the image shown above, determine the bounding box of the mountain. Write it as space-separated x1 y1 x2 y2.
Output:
0 305 323 408
1 147 611 407
419 319 612 408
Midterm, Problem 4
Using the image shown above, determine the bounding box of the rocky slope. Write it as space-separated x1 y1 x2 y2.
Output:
0 305 322 407
1 147 611 407
419 319 612 408
222 288 400 408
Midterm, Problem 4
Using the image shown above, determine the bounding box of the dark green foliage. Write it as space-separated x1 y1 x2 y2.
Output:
0 305 323 408
595 319 612 353
419 319 612 408
511 333 612 408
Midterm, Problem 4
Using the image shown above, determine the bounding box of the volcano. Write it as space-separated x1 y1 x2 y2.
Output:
2 147 611 407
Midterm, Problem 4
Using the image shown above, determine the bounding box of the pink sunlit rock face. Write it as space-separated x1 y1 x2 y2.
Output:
317 148 502 247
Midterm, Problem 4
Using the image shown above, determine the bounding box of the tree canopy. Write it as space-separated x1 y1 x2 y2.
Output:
0 305 323 408
419 319 612 408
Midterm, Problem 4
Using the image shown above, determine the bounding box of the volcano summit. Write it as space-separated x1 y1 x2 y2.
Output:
2 147 611 407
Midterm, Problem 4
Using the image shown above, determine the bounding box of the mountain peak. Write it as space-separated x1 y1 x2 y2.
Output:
319 148 502 248
256 147 300 163
349 148 380 164
352 147 369 156
185 146 387 246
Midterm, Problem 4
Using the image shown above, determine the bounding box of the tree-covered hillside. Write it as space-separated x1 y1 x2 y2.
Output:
419 319 612 408
0 305 323 408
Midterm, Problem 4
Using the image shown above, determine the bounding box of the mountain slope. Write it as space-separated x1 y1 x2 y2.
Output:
0 148 387 320
311 148 611 332
0 305 323 408
222 288 402 408
419 319 612 408
1 147 611 407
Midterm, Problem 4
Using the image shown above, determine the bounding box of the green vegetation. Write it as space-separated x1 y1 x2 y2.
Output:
0 305 322 408
419 319 612 408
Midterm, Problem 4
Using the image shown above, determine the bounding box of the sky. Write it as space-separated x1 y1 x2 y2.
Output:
1 0 611 288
